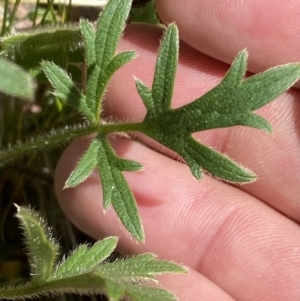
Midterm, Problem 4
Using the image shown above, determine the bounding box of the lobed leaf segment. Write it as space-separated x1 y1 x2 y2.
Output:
1 0 300 241
0 205 185 301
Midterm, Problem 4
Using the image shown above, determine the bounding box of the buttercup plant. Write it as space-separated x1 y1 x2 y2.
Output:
0 205 185 300
1 0 300 243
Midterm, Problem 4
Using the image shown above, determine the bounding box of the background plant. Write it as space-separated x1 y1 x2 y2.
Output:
0 205 185 300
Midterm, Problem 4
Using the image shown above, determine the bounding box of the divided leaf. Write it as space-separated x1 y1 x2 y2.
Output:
39 0 135 123
42 61 95 122
50 237 118 280
95 134 144 242
78 0 135 121
65 132 144 242
138 25 300 182
0 206 184 301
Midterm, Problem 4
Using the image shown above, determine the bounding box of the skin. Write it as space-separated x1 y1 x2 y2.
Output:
55 0 300 300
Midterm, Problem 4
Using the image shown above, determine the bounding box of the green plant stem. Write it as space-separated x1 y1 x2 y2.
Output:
41 0 57 25
32 0 40 28
0 122 144 168
7 0 21 33
0 276 106 300
1 0 9 36
47 0 57 24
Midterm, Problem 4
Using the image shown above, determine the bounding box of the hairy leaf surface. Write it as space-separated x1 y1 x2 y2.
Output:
41 61 95 122
0 206 184 301
15 205 59 283
137 25 300 182
95 134 144 242
65 138 99 188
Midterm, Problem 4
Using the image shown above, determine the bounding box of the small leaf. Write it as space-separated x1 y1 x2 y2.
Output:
95 0 132 71
95 51 136 111
116 158 143 171
151 23 178 114
100 253 186 280
126 285 179 301
0 57 35 100
80 19 99 114
64 138 99 188
80 1 135 120
42 61 95 122
95 134 144 242
93 0 134 117
104 51 136 79
177 136 256 182
80 19 96 70
135 78 154 111
50 237 118 280
184 50 300 115
15 205 59 283
105 280 125 301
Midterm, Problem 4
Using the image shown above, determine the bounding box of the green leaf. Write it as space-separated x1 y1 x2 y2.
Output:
151 23 178 114
80 19 99 114
93 0 133 118
168 135 256 182
0 57 35 100
78 3 135 122
125 285 179 301
50 237 118 280
95 0 132 71
95 51 136 112
135 78 154 111
99 253 186 301
15 205 59 283
95 134 144 242
64 138 99 188
42 61 95 122
80 19 96 70
137 26 300 183
0 25 82 66
183 50 300 115
100 253 186 280
0 205 184 301
105 280 125 301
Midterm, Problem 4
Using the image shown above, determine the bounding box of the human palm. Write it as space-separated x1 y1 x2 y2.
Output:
55 1 300 300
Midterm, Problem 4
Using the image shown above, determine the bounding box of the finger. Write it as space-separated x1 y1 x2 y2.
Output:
156 0 300 78
158 270 236 301
56 135 300 301
107 24 300 221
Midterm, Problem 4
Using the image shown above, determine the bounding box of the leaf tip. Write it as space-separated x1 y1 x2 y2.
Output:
13 203 20 213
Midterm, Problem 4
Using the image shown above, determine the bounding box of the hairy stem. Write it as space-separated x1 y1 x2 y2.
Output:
0 121 144 168
0 276 106 300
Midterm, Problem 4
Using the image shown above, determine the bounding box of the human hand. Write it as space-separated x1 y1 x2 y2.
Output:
55 1 300 300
